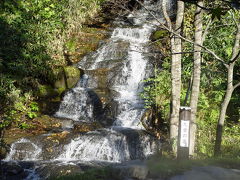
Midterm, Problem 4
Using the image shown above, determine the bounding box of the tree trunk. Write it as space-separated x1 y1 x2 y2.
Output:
169 0 184 152
162 0 184 152
214 19 240 156
214 64 234 156
189 0 203 156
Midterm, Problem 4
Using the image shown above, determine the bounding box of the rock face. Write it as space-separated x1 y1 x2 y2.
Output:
170 166 240 180
1 161 28 180
64 27 110 64
54 66 82 91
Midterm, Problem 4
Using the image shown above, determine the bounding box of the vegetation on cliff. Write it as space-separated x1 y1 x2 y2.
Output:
0 0 108 156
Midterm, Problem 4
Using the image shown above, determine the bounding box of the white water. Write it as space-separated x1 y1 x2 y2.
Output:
57 128 158 162
55 74 94 121
53 1 162 162
57 129 130 162
5 0 175 164
55 12 157 129
5 138 42 161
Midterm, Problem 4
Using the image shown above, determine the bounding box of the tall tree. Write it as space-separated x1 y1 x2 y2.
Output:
189 0 203 156
162 0 185 151
214 12 240 155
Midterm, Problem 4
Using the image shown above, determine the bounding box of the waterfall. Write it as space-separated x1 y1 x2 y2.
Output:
55 74 94 121
55 5 161 129
53 0 163 162
5 0 176 165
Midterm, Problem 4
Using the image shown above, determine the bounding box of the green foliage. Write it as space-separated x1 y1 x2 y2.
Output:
141 61 171 121
221 121 240 158
142 8 240 158
65 38 77 53
151 30 169 41
194 11 240 157
204 13 235 61
0 0 106 144
1 90 40 129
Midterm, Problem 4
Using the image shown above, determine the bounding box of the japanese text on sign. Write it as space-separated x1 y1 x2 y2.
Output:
180 120 190 147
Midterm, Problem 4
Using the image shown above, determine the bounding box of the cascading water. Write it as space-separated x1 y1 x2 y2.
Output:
52 1 162 161
55 74 94 121
4 0 176 178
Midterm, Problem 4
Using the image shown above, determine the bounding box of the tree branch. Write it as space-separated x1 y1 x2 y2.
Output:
230 22 240 63
171 51 204 55
233 81 240 90
136 0 229 68
202 17 213 42
162 0 172 30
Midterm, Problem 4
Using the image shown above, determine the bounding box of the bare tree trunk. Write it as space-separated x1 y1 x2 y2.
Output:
169 0 184 146
162 0 184 151
214 64 234 156
189 0 203 156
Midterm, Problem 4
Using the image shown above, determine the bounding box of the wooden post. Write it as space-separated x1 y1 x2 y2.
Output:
177 106 191 160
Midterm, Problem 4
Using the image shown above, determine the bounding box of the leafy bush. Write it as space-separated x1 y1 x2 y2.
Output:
0 0 107 153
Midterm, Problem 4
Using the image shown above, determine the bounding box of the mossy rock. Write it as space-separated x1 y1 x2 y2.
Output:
32 115 71 131
54 66 81 91
151 30 169 41
63 66 80 78
65 27 108 64
37 84 59 98
73 122 102 133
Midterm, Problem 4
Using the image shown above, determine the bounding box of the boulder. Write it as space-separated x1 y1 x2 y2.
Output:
110 160 149 180
2 161 28 180
32 115 74 131
37 84 59 98
36 162 82 179
151 30 169 41
73 122 102 133
64 66 81 88
54 66 81 91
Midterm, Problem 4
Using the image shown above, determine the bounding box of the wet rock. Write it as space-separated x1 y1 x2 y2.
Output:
4 161 24 175
41 131 72 160
84 68 110 89
2 161 28 180
60 118 74 129
5 130 74 161
32 115 73 131
36 162 82 179
54 66 81 92
73 122 102 133
88 88 118 126
78 40 129 70
65 27 110 64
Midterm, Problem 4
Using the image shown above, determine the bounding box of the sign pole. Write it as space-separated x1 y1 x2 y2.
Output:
177 106 191 160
